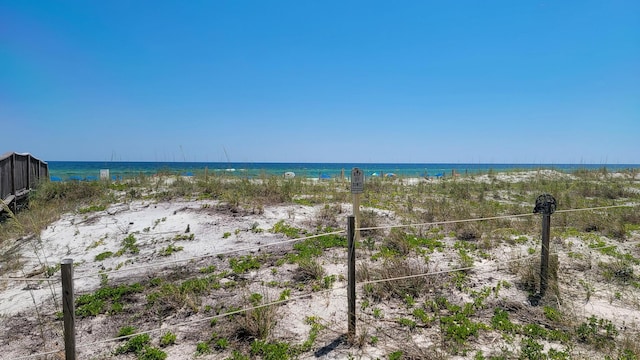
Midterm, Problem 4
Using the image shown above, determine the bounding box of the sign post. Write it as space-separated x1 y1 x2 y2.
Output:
347 169 363 341
351 168 364 241
347 216 356 340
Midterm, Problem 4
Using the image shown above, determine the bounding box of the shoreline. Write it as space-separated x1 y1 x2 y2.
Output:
47 161 640 182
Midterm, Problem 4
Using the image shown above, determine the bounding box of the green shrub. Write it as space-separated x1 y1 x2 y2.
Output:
117 325 136 337
295 259 325 282
491 308 517 332
138 347 168 360
76 283 143 317
196 342 211 355
160 243 184 256
250 340 291 360
159 332 176 347
576 316 618 349
115 334 151 355
229 255 261 273
215 337 229 350
271 220 301 238
116 234 139 256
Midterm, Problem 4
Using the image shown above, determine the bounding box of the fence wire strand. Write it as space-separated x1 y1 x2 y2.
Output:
3 203 637 284
8 236 640 359
76 285 347 352
358 203 639 232
73 230 345 281
13 348 62 360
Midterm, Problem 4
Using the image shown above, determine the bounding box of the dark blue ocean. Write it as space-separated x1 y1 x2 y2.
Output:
46 162 640 181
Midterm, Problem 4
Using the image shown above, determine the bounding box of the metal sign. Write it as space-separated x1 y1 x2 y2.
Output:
351 168 364 194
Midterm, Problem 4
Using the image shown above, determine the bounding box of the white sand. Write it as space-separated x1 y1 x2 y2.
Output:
1 172 639 359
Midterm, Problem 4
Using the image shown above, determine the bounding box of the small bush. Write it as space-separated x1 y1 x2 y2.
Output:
295 259 325 282
139 347 168 360
271 220 301 238
117 325 136 337
116 234 139 255
159 332 176 347
229 255 261 273
576 316 618 349
115 334 151 355
160 243 184 256
237 296 278 340
250 340 291 360
359 258 439 300
196 341 211 355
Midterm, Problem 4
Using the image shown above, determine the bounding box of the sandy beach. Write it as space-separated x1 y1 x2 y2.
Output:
1 170 639 359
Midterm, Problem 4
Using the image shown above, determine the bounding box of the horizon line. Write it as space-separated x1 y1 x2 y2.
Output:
46 160 640 166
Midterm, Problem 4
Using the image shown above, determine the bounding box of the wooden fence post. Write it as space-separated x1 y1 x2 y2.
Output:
347 215 356 340
540 212 551 296
61 258 76 360
533 194 556 299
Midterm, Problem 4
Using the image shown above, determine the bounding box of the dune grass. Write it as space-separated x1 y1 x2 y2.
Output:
1 168 640 359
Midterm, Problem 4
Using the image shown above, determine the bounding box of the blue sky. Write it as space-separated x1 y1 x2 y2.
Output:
1 1 638 163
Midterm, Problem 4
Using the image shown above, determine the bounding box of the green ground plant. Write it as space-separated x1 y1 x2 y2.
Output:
116 234 140 256
229 255 263 273
2 168 640 358
160 243 184 256
76 283 143 317
159 332 176 347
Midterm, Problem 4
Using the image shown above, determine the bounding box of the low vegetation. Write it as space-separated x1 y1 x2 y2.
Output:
1 168 639 358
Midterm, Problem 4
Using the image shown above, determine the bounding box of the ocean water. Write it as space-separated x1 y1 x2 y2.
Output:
46 162 640 181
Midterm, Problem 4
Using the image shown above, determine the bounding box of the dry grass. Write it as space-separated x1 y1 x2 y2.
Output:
1 169 640 359
359 258 446 301
236 294 279 341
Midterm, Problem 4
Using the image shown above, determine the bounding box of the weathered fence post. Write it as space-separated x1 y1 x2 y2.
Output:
348 168 364 340
533 194 556 298
61 258 76 360
351 168 364 242
347 215 356 340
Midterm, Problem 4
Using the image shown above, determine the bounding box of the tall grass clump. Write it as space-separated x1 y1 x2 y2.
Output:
236 293 279 341
0 180 112 278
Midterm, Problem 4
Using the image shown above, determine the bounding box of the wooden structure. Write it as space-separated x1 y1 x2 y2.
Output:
0 152 49 212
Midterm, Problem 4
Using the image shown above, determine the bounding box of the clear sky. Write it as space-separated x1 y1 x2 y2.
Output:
1 1 638 163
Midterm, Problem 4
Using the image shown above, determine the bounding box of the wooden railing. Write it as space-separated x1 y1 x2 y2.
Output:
0 152 49 210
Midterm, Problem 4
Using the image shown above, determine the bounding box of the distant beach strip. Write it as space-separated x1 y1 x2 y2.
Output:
46 162 640 182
